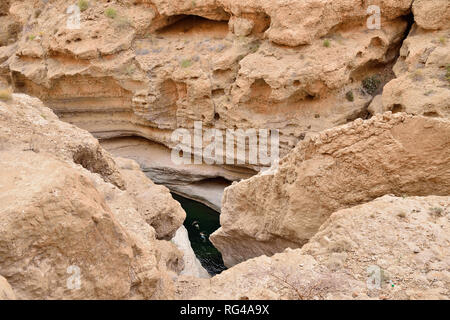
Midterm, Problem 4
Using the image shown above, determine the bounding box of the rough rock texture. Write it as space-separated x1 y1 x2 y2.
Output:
374 0 450 118
178 195 450 300
0 94 186 299
171 226 210 278
113 156 186 239
212 113 450 266
412 0 450 31
0 0 413 193
380 26 449 118
0 276 16 300
1 0 449 301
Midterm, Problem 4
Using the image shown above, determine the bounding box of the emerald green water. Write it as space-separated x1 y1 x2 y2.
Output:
172 193 227 276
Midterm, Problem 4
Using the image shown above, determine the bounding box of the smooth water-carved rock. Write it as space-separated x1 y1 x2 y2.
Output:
113 156 186 239
0 0 449 301
101 137 253 211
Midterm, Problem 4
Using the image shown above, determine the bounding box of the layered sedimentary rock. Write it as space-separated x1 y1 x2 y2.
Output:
0 94 186 299
0 276 16 300
178 195 450 300
0 0 414 197
211 113 450 266
0 0 449 301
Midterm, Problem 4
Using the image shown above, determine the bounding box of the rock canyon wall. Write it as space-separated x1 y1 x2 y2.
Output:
0 0 425 207
0 0 449 300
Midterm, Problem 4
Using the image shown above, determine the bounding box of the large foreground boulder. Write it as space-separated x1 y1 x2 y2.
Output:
179 195 450 300
211 113 450 266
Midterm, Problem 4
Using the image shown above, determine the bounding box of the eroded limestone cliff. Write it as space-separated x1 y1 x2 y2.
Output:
0 94 187 299
1 0 436 206
0 0 449 301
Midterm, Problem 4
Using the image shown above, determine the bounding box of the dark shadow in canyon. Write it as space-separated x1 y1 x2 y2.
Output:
172 193 227 276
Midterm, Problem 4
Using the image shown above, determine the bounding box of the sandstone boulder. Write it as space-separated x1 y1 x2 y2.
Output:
179 195 450 300
211 113 450 266
0 94 187 299
412 0 450 30
172 226 210 279
113 156 186 239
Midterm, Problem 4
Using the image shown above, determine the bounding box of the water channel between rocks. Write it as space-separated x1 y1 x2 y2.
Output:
172 193 227 276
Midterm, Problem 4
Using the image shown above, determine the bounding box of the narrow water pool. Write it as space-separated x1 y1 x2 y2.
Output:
171 193 227 276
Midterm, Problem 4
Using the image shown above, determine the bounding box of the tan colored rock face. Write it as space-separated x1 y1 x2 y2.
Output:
1 0 410 178
0 0 449 301
171 226 210 278
0 94 186 299
380 26 450 118
179 195 450 300
0 276 16 300
113 156 186 239
211 114 450 267
101 136 254 211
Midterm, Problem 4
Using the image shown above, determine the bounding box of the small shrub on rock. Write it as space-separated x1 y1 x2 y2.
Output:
362 75 381 95
105 7 117 19
0 88 13 101
346 91 354 102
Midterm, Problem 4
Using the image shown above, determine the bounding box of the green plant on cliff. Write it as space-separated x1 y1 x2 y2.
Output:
181 59 192 68
125 64 136 76
78 0 89 12
430 207 443 217
0 88 13 101
105 7 117 19
323 39 331 48
115 16 132 30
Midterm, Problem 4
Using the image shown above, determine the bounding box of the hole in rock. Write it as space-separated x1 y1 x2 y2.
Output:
241 12 271 34
392 104 405 113
155 15 229 38
171 193 227 276
423 111 439 117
